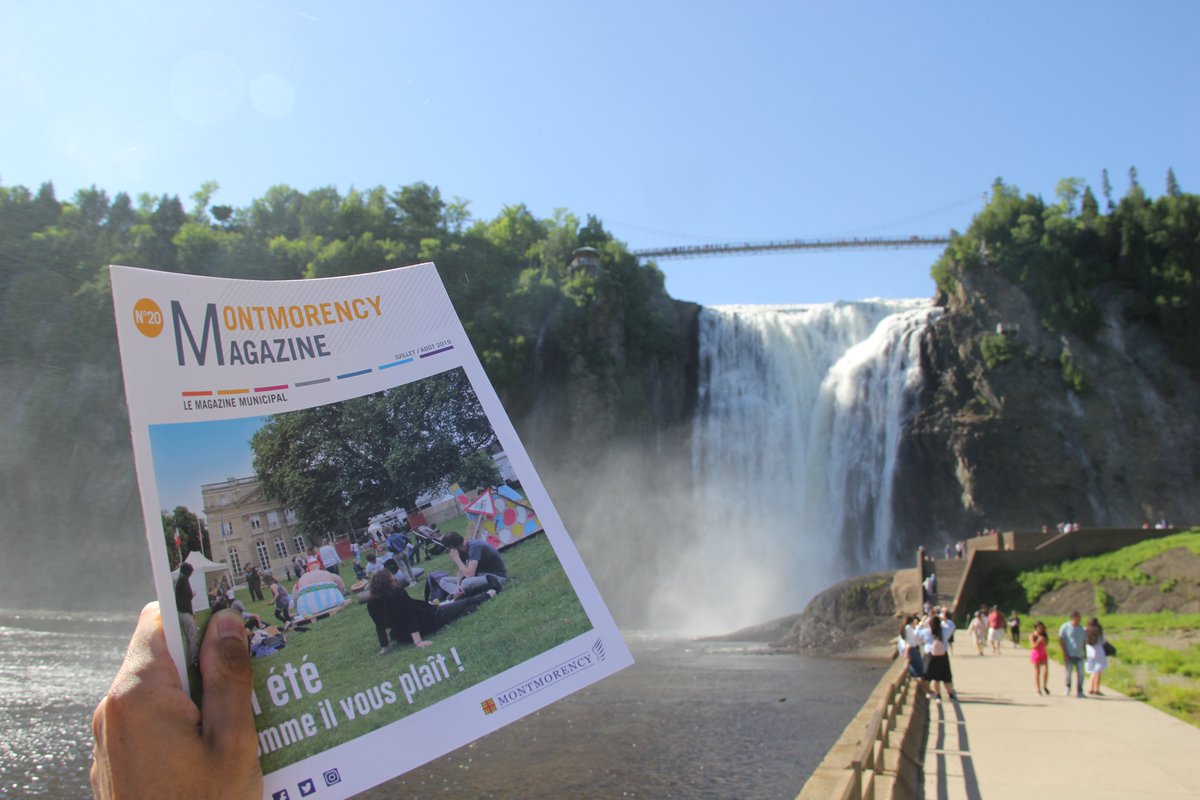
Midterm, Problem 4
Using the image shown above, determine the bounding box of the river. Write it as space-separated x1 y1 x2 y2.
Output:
0 611 884 800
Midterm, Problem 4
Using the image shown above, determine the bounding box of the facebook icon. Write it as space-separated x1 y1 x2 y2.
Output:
271 791 290 800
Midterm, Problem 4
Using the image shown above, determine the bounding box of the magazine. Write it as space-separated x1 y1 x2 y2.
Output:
109 262 632 800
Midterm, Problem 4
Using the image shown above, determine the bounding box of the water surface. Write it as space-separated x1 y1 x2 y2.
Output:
0 615 885 800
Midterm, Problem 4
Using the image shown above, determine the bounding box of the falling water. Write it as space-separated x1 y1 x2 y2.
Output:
648 300 940 635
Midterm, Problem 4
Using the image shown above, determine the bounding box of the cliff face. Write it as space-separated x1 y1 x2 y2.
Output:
894 267 1200 547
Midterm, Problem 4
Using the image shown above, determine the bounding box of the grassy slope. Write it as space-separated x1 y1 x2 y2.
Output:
1013 531 1200 728
1017 529 1200 606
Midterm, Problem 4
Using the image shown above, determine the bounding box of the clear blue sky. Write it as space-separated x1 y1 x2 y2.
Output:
2 2 1196 305
149 416 269 518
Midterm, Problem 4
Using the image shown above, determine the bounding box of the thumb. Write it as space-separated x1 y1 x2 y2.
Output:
198 610 258 759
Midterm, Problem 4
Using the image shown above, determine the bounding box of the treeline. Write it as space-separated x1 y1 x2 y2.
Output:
0 179 675 408
933 169 1200 368
0 178 682 606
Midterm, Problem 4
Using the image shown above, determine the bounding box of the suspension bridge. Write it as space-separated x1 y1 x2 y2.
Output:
631 235 950 261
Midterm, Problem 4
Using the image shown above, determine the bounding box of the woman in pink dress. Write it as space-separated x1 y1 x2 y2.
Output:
1029 621 1050 695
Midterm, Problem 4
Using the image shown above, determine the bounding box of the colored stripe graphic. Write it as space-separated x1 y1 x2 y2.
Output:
255 385 289 392
181 391 212 397
294 377 330 387
419 345 454 358
336 368 372 380
380 358 414 370
217 389 250 395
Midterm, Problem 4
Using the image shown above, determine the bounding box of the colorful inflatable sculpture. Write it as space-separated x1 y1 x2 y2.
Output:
451 483 543 548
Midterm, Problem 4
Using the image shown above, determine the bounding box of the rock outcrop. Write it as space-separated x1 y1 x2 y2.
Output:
894 267 1200 550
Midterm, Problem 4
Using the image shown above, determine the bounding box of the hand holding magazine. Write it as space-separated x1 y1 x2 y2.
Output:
106 262 631 800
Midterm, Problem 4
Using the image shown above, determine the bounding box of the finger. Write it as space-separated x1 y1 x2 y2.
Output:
198 609 257 758
108 602 183 697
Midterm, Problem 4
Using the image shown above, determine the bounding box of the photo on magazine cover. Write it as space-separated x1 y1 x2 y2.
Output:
147 365 592 774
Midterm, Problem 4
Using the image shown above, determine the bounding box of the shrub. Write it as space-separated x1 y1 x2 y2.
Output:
980 333 1015 369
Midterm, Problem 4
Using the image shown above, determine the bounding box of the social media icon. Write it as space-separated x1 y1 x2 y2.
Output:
271 791 291 800
323 768 342 786
299 778 317 797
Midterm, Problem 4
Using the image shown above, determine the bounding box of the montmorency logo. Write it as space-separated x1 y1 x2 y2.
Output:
164 296 383 367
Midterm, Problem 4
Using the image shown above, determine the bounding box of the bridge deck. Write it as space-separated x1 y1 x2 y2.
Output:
632 235 950 260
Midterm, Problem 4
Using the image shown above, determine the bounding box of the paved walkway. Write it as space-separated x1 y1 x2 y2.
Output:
923 643 1200 799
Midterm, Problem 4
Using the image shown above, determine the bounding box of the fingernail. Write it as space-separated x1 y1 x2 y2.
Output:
216 611 245 640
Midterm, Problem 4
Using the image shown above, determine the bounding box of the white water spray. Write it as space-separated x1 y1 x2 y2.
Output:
647 300 940 636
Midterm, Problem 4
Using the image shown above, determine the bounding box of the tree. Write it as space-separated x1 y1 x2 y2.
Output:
1101 168 1115 211
1055 177 1085 216
457 450 501 491
162 506 206 570
251 368 496 534
1167 168 1182 198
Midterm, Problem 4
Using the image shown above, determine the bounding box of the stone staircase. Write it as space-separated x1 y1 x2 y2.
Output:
927 557 966 611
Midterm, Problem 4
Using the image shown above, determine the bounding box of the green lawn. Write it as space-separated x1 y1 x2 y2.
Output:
193 533 592 773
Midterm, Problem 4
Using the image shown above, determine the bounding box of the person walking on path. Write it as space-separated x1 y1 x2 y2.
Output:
924 615 957 702
967 611 987 655
987 606 1006 654
1086 617 1110 696
1059 610 1087 697
1008 610 1021 648
1029 621 1050 695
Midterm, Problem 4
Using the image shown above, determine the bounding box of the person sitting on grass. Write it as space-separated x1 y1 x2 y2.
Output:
438 532 507 599
367 569 495 653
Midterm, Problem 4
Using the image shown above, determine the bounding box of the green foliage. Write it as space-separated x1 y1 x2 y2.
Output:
250 369 495 535
456 449 501 492
161 506 207 569
931 174 1200 367
1017 530 1200 605
1093 585 1114 614
0 175 681 427
979 333 1015 369
1060 350 1085 392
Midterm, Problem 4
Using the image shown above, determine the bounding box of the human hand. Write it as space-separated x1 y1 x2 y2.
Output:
91 603 262 800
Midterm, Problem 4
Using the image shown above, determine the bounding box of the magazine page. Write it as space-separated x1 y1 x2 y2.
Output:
109 262 632 800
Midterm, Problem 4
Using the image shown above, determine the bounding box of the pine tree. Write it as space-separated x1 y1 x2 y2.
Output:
1101 169 1114 211
1167 167 1182 197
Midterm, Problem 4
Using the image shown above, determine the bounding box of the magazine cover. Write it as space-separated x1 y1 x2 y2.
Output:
109 262 633 800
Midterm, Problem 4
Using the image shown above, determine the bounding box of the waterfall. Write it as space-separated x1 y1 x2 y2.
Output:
647 300 940 635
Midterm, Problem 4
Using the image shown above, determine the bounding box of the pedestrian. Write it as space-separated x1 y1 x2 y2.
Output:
175 562 198 667
244 564 264 602
987 606 1005 654
968 611 987 655
1085 617 1109 696
924 615 957 702
1058 611 1087 697
1029 621 1050 695
1008 610 1021 648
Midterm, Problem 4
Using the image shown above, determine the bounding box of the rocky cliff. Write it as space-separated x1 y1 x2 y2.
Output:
893 267 1200 549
